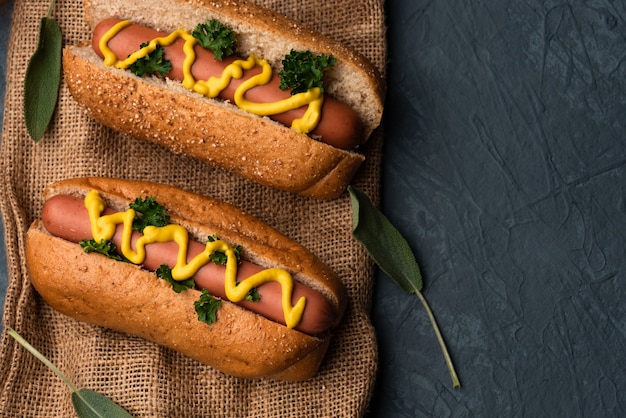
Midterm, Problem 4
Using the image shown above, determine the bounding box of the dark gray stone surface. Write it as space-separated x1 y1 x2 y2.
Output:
0 0 12 327
1 1 625 416
367 0 625 417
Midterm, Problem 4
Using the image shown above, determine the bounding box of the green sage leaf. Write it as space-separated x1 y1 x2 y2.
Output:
24 15 62 142
347 186 461 388
348 185 423 293
7 329 134 417
72 389 134 418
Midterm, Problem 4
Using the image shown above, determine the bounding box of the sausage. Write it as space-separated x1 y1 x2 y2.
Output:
41 194 335 335
27 177 348 379
91 18 365 150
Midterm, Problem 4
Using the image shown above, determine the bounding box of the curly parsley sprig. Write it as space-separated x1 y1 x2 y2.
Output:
129 43 172 77
207 234 242 265
279 50 336 95
130 196 170 232
192 19 237 61
156 264 195 293
241 283 261 302
79 239 130 262
194 289 222 325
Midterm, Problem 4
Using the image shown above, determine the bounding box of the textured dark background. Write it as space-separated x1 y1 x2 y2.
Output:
0 0 11 326
367 0 626 417
2 0 625 416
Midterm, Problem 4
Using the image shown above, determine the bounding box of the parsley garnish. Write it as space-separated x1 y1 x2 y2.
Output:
79 239 129 262
243 285 260 302
129 42 172 77
194 289 222 325
129 196 170 232
279 50 336 95
207 234 242 265
192 20 237 61
156 264 195 293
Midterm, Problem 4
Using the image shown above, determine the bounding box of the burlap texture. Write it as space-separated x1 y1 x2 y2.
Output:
0 0 386 416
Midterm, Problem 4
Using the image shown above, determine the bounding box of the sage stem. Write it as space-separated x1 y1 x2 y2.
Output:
7 328 80 393
414 291 461 388
47 0 56 18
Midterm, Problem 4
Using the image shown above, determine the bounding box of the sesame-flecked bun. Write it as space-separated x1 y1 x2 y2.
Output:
62 0 384 199
26 177 347 380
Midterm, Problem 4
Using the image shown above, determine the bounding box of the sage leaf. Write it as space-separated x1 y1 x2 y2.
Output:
72 389 134 418
347 186 461 388
23 11 62 141
7 329 133 417
348 186 423 293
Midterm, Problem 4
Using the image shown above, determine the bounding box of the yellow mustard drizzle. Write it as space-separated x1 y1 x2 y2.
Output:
99 20 324 134
84 190 306 329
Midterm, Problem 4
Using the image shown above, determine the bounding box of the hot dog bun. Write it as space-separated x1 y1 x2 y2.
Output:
25 177 347 380
62 0 384 200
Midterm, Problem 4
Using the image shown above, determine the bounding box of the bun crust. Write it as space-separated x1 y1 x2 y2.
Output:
82 0 385 128
26 177 346 380
63 47 365 200
62 0 384 199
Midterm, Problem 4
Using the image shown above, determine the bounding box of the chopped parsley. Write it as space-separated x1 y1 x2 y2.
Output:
192 20 237 61
79 239 129 262
243 285 261 302
194 289 222 325
156 264 195 293
279 50 336 95
129 42 172 77
207 234 242 265
129 196 170 232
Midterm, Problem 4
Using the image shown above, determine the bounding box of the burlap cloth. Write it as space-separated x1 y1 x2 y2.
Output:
0 0 386 416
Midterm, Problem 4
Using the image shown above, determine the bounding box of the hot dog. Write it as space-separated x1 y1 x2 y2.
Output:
63 0 384 200
91 18 364 151
25 177 347 380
